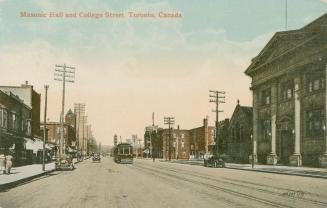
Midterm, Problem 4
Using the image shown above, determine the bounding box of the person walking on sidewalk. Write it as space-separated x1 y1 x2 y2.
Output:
0 154 5 174
5 154 13 174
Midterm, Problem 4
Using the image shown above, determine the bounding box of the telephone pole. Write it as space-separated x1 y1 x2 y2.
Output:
54 64 75 157
82 115 87 159
164 117 175 161
42 85 49 171
209 90 225 156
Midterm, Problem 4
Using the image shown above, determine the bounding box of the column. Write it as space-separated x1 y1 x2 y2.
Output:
267 82 278 165
250 90 258 163
319 64 327 167
290 76 302 166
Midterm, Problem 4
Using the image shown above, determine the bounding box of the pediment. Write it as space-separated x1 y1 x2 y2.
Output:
245 13 327 76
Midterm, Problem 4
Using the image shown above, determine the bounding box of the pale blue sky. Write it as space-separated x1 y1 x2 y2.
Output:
0 0 326 145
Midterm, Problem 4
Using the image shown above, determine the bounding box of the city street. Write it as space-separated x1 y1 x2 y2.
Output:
0 157 327 208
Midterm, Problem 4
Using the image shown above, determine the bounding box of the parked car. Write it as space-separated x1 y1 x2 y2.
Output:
204 154 225 168
55 154 75 171
92 153 101 162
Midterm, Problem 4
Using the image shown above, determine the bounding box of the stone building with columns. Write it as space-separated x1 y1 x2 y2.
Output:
245 13 327 167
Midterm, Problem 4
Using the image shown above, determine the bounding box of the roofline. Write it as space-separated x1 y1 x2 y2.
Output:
245 13 327 76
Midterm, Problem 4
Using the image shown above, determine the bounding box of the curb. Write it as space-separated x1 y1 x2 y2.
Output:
161 160 327 179
0 169 56 191
225 166 327 179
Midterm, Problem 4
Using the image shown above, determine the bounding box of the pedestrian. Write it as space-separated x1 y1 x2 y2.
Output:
0 154 5 174
152 155 155 162
5 154 13 174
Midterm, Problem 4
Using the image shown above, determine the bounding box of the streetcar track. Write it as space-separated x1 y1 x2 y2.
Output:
132 165 295 208
134 162 327 208
147 163 327 207
130 165 249 208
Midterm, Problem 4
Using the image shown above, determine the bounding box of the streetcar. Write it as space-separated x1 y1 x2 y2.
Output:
113 143 133 164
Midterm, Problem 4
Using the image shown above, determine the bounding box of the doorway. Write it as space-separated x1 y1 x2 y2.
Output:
280 130 294 165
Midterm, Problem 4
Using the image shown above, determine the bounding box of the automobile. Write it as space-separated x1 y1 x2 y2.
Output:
55 154 75 171
204 154 225 168
92 153 101 162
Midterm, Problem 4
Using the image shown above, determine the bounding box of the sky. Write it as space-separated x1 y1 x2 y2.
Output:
0 0 326 146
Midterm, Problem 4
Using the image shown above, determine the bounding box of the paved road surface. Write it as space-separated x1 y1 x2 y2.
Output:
0 157 327 208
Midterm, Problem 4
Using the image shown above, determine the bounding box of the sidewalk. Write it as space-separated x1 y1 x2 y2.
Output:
162 159 327 179
0 162 56 190
0 158 80 190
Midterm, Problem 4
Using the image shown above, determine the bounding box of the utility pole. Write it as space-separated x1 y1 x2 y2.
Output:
42 85 49 171
74 103 85 161
132 134 137 158
82 116 87 159
209 90 225 156
54 64 75 157
164 117 175 161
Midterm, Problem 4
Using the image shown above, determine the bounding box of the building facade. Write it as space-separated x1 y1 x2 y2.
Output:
161 118 215 160
0 90 32 165
245 14 327 167
188 118 215 159
0 81 41 138
144 125 159 157
227 101 253 163
162 127 190 160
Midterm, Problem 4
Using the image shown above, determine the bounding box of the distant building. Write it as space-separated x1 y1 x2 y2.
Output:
144 125 159 157
65 109 76 128
42 110 77 154
188 118 215 159
160 117 215 160
245 13 327 167
218 118 230 155
162 127 189 160
113 134 118 146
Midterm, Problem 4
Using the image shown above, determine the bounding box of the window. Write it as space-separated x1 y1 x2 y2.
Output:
12 113 16 130
181 133 184 139
261 119 271 141
0 109 2 127
314 80 320 91
261 88 271 105
308 76 325 93
3 110 7 128
281 81 293 100
27 120 31 135
306 109 325 137
240 126 244 142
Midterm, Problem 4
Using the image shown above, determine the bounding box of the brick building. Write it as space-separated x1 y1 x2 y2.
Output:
161 118 215 160
0 90 32 165
245 13 327 167
0 81 41 138
162 127 189 160
188 118 215 159
42 110 77 155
